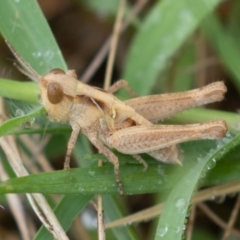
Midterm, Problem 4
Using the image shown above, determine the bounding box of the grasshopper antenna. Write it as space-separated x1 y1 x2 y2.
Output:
5 40 41 83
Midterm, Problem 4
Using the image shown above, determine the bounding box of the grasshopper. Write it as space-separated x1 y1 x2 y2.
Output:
6 42 227 194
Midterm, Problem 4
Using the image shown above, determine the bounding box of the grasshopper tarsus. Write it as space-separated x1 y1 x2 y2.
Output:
107 79 138 97
132 154 148 171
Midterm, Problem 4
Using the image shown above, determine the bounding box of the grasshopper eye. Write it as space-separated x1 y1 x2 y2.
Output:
50 68 65 74
47 82 64 104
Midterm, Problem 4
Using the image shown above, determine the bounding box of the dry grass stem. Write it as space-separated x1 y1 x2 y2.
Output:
98 1 125 238
19 135 53 172
196 35 208 87
0 160 31 240
0 137 69 239
186 204 196 240
221 193 240 240
97 193 105 240
104 0 125 90
81 0 147 83
105 180 240 229
198 202 240 238
181 56 220 76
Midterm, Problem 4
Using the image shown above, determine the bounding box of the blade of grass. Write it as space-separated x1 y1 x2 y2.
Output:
154 132 234 239
103 195 138 240
0 163 169 195
34 194 93 240
0 78 39 103
166 108 240 131
1 131 240 196
123 0 222 96
0 106 45 136
201 14 240 93
0 1 67 74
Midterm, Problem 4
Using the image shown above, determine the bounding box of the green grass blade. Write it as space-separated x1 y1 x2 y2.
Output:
1 132 240 196
34 194 93 240
0 78 39 103
154 133 234 240
0 163 168 195
166 108 240 130
0 106 45 136
123 0 222 96
201 14 240 93
103 195 138 240
0 1 67 74
203 133 240 187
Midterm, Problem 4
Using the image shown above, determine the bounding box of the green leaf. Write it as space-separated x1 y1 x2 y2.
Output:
81 0 119 16
1 132 240 197
201 14 240 93
166 108 240 131
0 78 39 103
34 194 93 240
123 0 222 96
0 161 169 195
154 133 235 240
0 106 45 137
0 1 67 74
103 195 138 240
204 133 240 187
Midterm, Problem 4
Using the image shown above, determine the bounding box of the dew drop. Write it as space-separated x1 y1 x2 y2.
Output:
157 165 165 175
158 179 163 185
197 155 203 162
157 225 168 237
15 109 24 117
200 169 207 178
204 157 217 173
32 51 42 58
44 50 54 60
88 170 95 176
173 226 181 233
182 224 186 231
175 198 187 214
78 186 85 192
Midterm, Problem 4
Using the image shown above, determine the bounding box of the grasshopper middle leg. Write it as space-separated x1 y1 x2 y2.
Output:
87 132 123 195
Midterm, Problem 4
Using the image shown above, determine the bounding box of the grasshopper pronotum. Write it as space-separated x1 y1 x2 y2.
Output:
6 41 227 195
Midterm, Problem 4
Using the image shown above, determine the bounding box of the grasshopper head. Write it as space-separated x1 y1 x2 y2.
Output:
5 41 79 123
40 68 78 123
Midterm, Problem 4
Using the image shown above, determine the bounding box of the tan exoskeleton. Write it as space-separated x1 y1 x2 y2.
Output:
6 41 227 194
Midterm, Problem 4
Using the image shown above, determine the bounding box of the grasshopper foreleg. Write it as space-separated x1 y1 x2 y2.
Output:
64 123 81 169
